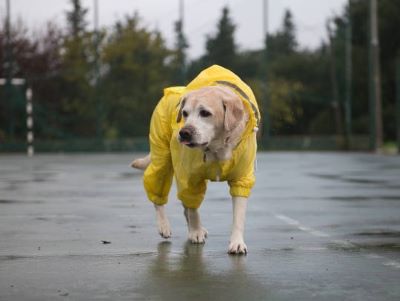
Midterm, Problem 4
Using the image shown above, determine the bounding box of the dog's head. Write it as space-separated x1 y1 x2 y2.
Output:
176 86 244 149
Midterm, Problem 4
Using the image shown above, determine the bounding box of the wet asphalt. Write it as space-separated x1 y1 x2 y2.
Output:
0 152 399 301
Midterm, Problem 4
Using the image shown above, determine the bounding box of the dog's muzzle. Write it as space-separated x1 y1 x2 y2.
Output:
179 126 207 148
179 127 193 143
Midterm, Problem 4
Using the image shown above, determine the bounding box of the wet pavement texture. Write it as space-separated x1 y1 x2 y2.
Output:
0 152 400 300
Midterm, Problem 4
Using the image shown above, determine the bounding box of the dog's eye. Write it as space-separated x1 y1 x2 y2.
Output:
182 110 188 118
199 110 212 118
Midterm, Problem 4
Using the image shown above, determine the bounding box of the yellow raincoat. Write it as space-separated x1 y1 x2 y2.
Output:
143 65 260 209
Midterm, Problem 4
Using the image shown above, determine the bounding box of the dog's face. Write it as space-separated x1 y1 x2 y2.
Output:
176 86 244 149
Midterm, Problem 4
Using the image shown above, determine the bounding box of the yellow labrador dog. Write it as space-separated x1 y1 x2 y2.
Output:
131 65 259 254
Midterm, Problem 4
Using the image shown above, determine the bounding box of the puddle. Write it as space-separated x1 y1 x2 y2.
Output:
263 247 295 253
344 178 386 184
385 184 400 189
109 204 135 208
123 252 158 257
35 217 51 221
0 200 16 204
32 178 49 182
354 230 400 238
356 243 400 251
34 215 86 222
0 255 33 261
308 173 341 180
308 173 388 185
328 242 400 252
208 197 229 202
0 199 44 204
117 172 141 179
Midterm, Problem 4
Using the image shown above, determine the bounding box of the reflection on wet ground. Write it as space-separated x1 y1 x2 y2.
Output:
0 153 399 300
136 241 269 301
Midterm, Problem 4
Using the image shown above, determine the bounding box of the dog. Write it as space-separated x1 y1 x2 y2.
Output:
131 65 260 254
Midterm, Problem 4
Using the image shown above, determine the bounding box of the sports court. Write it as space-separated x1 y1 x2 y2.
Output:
1 152 399 300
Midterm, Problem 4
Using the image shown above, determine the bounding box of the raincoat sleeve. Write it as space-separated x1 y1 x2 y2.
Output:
228 167 255 198
143 96 174 206
228 136 257 198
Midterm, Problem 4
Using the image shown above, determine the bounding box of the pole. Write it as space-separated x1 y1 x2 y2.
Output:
262 0 270 147
263 0 268 36
1 1 8 86
344 0 352 149
179 0 184 28
368 0 383 151
26 87 34 157
396 56 400 153
94 0 99 31
94 0 101 141
5 0 15 138
327 20 344 147
5 0 11 82
179 0 186 83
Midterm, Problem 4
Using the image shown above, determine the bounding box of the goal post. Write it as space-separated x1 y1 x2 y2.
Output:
0 78 34 156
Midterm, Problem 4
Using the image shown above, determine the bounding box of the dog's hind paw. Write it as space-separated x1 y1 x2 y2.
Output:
130 154 151 170
188 227 208 244
228 240 248 255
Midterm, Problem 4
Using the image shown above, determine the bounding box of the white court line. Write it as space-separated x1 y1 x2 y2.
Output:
383 261 400 269
275 214 330 237
273 213 400 271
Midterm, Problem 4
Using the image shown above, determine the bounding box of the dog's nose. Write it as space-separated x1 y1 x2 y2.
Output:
179 128 192 141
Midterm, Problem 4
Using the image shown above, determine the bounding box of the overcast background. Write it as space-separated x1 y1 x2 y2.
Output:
1 0 347 58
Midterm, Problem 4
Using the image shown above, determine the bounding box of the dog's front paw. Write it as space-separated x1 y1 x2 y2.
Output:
228 240 248 255
158 220 172 239
188 227 208 244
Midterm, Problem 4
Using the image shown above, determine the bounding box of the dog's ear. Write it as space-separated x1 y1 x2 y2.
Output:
223 96 244 132
176 97 186 123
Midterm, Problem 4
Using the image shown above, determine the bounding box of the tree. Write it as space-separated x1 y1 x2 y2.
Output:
266 9 297 60
170 19 189 85
2 0 399 148
262 8 340 136
27 23 65 139
60 0 95 137
100 14 172 138
268 80 304 133
66 0 88 38
205 6 236 69
282 10 297 52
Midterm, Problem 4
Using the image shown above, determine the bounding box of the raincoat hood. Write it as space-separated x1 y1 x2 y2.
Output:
184 65 261 136
142 65 260 209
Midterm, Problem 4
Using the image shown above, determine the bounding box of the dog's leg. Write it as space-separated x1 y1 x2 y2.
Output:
155 204 171 238
228 196 248 254
131 154 151 170
184 207 208 244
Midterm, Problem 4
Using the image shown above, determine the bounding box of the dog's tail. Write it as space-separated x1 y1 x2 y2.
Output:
130 154 151 170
